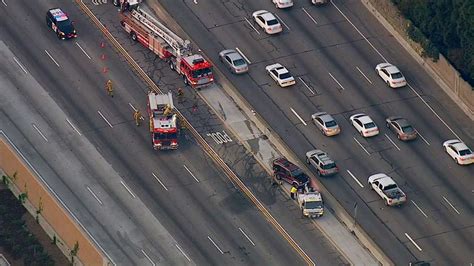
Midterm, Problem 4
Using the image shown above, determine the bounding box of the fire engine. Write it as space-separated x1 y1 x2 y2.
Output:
147 91 179 150
120 8 214 89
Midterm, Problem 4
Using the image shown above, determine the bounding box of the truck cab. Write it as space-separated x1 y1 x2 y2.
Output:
179 55 214 89
298 191 324 218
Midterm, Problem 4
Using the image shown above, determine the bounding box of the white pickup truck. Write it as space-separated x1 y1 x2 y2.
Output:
368 173 406 206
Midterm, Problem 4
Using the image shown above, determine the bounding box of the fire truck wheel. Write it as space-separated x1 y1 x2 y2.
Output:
131 32 137 42
183 75 188 85
113 0 119 6
169 61 175 70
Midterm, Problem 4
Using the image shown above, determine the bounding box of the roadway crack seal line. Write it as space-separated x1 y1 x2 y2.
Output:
74 1 314 265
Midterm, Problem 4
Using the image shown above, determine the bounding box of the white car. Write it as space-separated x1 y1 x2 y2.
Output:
272 0 293 8
265 63 296 87
375 63 407 88
443 139 474 165
349 113 379 137
368 173 407 206
252 10 283 34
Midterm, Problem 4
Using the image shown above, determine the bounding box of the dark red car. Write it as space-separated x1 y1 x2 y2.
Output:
272 157 309 187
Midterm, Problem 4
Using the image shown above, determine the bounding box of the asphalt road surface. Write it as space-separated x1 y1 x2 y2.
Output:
0 0 348 265
155 0 474 265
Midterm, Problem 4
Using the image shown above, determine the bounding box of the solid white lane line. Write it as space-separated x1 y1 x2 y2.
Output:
274 14 290 31
346 170 364 188
66 118 82 136
417 131 430 146
405 233 422 251
32 124 48 142
384 134 401 151
13 57 28 74
141 250 156 266
183 165 199 182
356 66 373 84
290 108 307 126
442 196 460 214
328 72 345 90
235 47 251 64
44 50 60 67
407 84 461 141
120 180 136 198
411 200 428 218
302 8 317 25
331 1 388 62
238 227 256 246
87 186 103 205
245 18 260 35
128 102 137 111
97 110 113 128
207 236 224 254
152 172 168 191
175 244 191 261
75 42 92 60
353 137 370 155
298 77 315 95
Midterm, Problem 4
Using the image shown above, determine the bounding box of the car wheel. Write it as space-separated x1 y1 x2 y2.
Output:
397 134 401 140
131 32 137 42
113 0 119 6
306 158 310 164
276 174 282 180
386 81 391 87
316 169 321 176
386 123 390 128
385 200 389 206
321 129 326 136
455 158 459 165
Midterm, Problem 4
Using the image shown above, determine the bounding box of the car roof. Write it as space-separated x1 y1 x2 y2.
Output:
370 174 396 186
49 8 69 22
226 52 243 61
275 66 289 74
318 113 334 122
273 157 299 171
260 12 276 21
452 142 469 151
394 118 410 127
356 115 373 124
385 65 401 74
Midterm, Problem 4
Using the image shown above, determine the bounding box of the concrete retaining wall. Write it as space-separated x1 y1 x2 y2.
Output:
0 138 106 266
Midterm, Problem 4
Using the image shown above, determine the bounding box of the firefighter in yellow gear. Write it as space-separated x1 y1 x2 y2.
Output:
290 186 298 200
163 104 173 117
133 109 142 126
105 79 114 97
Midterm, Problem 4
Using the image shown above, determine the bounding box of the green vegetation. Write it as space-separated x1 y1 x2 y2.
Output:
0 189 54 265
392 0 474 86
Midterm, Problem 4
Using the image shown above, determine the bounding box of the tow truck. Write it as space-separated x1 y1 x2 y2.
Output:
147 91 178 150
297 186 324 218
120 8 214 89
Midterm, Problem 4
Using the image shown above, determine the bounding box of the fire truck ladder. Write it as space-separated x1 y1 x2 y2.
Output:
131 9 192 57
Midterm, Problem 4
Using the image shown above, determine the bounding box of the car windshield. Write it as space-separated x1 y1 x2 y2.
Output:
192 67 212 78
322 163 336 170
57 19 74 33
280 72 292 79
154 132 177 140
402 125 414 133
392 72 403 79
267 19 279 26
233 59 246 67
325 120 337 127
459 149 472 156
305 201 322 209
290 168 303 177
365 122 376 129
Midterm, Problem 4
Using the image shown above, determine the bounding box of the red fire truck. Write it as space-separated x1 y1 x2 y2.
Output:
147 91 178 150
120 9 214 89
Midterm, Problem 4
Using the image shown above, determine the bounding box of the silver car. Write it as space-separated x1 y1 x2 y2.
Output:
306 149 339 177
219 49 248 74
311 112 340 136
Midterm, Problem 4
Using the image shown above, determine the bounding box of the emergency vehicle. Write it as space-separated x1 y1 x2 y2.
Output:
120 9 214 89
147 91 179 150
113 0 142 11
46 8 77 40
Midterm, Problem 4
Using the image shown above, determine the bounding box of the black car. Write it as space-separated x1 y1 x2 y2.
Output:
46 8 77 40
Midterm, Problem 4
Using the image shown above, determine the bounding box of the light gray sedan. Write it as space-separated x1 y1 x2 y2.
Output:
219 49 248 74
311 112 340 136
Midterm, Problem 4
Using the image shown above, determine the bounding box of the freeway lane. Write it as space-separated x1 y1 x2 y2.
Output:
156 0 474 264
0 0 314 265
